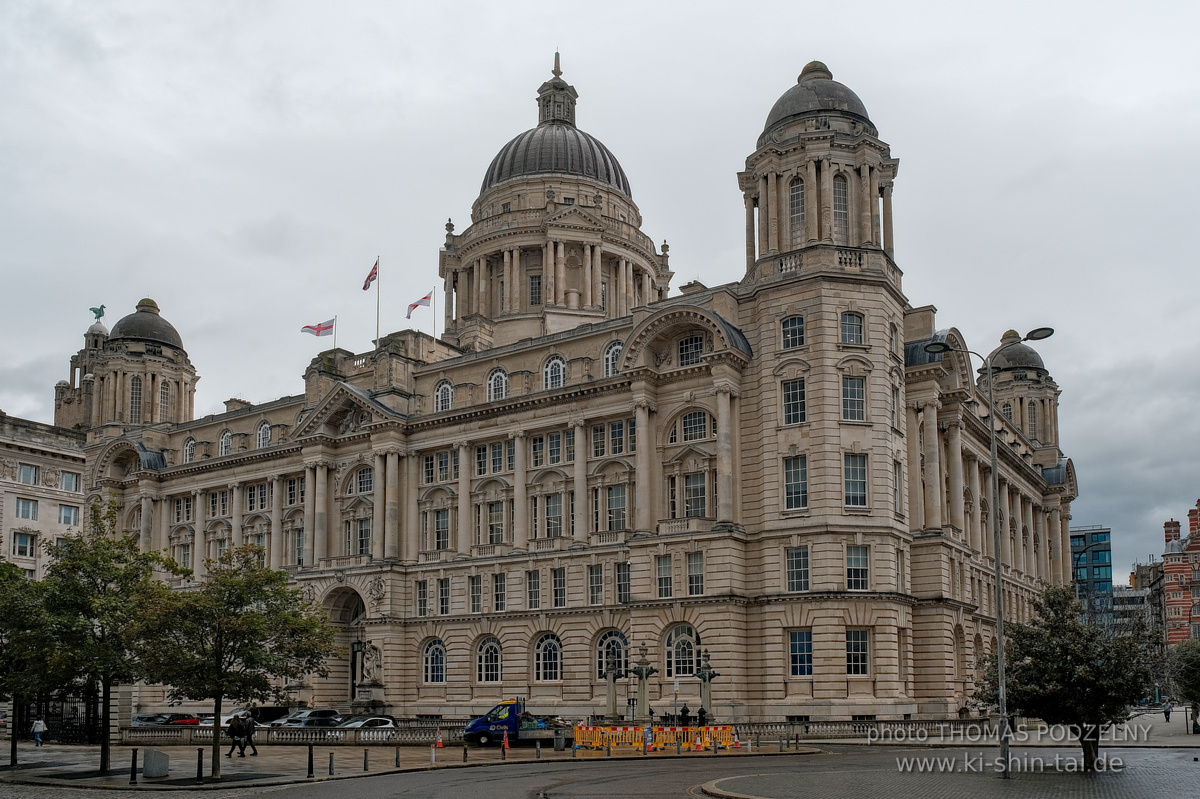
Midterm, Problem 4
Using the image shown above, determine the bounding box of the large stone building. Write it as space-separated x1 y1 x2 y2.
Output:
1161 502 1200 645
36 59 1079 722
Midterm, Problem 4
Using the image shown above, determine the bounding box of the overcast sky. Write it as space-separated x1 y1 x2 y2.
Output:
2 1 1197 585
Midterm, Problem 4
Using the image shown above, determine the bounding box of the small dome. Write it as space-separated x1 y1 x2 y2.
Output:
760 61 872 144
87 320 109 336
481 122 632 198
987 330 1046 371
109 298 185 351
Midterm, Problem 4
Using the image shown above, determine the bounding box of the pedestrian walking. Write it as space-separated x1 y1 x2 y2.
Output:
225 715 246 758
1165 700 1174 723
240 711 259 756
30 717 46 747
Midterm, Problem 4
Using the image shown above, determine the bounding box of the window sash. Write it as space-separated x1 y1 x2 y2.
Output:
687 551 704 595
617 562 631 603
846 630 869 675
782 379 806 425
840 313 864 344
684 473 706 518
847 545 869 590
784 456 808 510
844 453 868 506
790 630 813 676
842 376 866 421
657 555 673 598
786 546 810 591
552 567 566 607
782 316 804 349
527 570 541 609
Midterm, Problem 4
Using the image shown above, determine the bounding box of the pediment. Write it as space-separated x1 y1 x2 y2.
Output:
294 383 391 438
545 206 605 232
663 444 714 466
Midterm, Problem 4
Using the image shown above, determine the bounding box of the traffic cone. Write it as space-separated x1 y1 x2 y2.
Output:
436 728 444 748
733 731 740 749
502 731 510 749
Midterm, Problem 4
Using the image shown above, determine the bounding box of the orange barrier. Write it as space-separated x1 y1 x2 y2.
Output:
573 726 734 750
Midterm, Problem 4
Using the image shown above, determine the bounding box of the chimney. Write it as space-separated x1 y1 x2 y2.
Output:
1166 519 1181 544
1191 508 1200 537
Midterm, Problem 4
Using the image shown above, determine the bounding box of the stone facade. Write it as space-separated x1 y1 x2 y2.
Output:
32 59 1078 722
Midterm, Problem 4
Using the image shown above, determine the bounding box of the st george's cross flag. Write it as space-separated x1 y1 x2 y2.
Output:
362 256 379 290
301 318 336 337
407 289 434 319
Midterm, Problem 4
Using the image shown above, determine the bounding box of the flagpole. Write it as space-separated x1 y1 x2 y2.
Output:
375 256 381 347
333 315 338 351
433 285 438 341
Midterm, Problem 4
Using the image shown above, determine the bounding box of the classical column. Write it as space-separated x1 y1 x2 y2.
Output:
457 442 471 556
502 250 511 313
157 494 170 554
511 248 522 311
545 242 556 305
757 176 768 256
633 403 653 532
998 479 1011 566
477 258 488 317
967 456 982 552
1011 489 1024 573
921 403 942 530
192 490 207 580
1050 507 1064 583
373 451 386 560
512 432 528 551
583 244 593 307
230 482 243 547
385 450 400 559
405 452 419 563
805 160 819 243
906 404 923 531
555 241 567 305
1023 497 1035 577
820 158 834 243
859 165 872 245
449 271 459 325
744 193 756 268
270 476 284 568
947 421 965 533
592 244 603 310
767 171 779 254
303 464 316 566
314 463 328 563
716 388 734 524
870 166 882 245
1034 506 1048 581
573 421 588 542
625 262 635 313
882 182 896 258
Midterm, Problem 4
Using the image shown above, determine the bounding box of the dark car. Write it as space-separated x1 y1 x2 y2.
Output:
272 709 343 727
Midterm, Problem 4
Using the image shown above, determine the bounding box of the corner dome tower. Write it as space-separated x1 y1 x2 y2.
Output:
979 330 1060 447
109 298 186 352
758 61 874 148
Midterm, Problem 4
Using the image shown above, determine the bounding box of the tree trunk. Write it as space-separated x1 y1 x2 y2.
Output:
99 679 111 775
211 694 222 780
1079 722 1101 772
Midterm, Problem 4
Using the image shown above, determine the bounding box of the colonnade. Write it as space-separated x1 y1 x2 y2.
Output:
94 369 194 427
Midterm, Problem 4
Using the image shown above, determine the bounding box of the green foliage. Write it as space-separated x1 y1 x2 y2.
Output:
1168 639 1200 709
0 562 54 702
976 586 1155 770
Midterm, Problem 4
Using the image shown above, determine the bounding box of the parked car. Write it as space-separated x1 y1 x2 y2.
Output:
286 717 342 729
337 715 396 729
161 713 199 725
271 709 342 727
133 714 171 727
197 713 243 727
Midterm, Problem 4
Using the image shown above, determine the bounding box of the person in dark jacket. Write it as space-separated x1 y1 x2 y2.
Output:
225 715 245 758
240 711 259 756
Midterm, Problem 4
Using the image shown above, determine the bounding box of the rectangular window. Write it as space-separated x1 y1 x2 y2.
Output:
588 564 603 605
174 498 184 523
679 335 704 366
627 419 635 452
1093 565 1112 579
493 573 506 611
476 446 488 476
357 518 370 555
784 456 808 510
506 439 515 471
469 575 482 613
488 501 505 544
782 379 806 425
13 532 36 557
682 411 708 442
840 312 864 345
847 545 869 590
246 486 257 512
842 376 866 421
844 453 868 506
891 387 901 428
61 472 80 492
417 581 428 617
592 424 606 457
502 201 511 213
545 493 563 537
434 509 450 550
424 455 435 484
893 461 903 511
437 452 449 482
606 485 626 531
527 570 541 609
847 629 870 675
552 567 566 608
438 578 450 615
532 436 545 467
687 551 704 596
657 555 673 598
15 498 37 520
59 504 80 526
548 432 562 464
530 274 542 306
18 464 38 485
786 546 810 592
294 527 305 566
452 450 459 479
790 630 813 677
684 473 706 518
179 544 191 570
610 421 624 454
565 428 575 461
617 562 631 604
491 443 504 473
782 316 804 349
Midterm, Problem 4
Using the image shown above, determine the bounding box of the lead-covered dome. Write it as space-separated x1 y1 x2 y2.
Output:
987 330 1046 372
109 298 185 351
479 55 632 198
759 61 872 145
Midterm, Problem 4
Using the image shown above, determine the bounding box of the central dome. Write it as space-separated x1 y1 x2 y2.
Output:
480 56 632 198
109 298 185 351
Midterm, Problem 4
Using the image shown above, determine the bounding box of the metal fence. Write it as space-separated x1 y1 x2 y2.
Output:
119 719 469 747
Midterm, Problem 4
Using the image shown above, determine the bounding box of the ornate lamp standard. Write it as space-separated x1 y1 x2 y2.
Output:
925 326 1054 779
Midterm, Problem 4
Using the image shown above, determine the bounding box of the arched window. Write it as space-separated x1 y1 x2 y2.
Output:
595 630 629 679
423 639 446 684
257 421 271 449
789 177 805 248
1027 402 1038 439
487 369 508 402
129 376 143 423
183 438 196 464
434 381 453 412
1002 403 1013 422
356 467 373 494
534 633 562 681
666 624 699 677
159 382 171 422
781 316 804 349
839 312 864 345
543 356 566 390
218 430 232 457
604 342 623 378
833 174 849 244
477 637 502 683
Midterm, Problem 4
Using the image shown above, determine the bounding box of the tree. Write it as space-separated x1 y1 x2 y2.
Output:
0 562 54 767
976 586 1154 771
40 497 178 774
1168 639 1200 721
141 545 339 780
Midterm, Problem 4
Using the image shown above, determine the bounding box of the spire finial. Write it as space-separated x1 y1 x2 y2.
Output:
552 51 561 78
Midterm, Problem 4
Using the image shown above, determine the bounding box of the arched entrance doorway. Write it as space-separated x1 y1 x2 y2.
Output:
325 587 366 701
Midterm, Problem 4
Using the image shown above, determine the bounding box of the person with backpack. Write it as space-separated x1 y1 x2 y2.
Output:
225 715 245 758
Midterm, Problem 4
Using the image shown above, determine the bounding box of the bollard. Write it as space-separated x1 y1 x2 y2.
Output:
396 747 401 768
606 737 611 757
536 741 541 759
755 733 760 749
308 744 315 778
501 742 506 761
462 745 468 762
129 748 138 785
431 745 436 764
749 737 753 754
329 752 334 775
676 733 681 755
196 747 204 785
572 743 577 758
364 748 369 771
779 736 785 752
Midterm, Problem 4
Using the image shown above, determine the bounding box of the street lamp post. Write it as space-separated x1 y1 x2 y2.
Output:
925 326 1053 779
1072 541 1108 626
